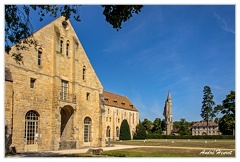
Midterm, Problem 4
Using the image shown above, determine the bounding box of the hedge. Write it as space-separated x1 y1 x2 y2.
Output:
146 134 235 139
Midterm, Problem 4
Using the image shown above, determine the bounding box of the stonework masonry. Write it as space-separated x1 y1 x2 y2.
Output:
5 16 139 152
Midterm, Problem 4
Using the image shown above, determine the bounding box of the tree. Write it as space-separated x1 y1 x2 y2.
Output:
200 86 215 135
178 118 191 135
119 119 131 140
161 119 166 131
152 118 162 134
142 118 153 134
214 91 235 135
5 5 143 63
133 120 147 139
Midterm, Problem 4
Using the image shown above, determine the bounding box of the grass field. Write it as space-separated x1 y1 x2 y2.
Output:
102 139 235 157
66 139 235 157
111 139 235 149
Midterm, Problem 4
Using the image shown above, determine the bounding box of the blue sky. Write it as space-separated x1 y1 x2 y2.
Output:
5 4 236 122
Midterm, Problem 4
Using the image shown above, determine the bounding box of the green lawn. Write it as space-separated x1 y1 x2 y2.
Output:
102 139 235 157
110 139 235 149
65 139 235 157
102 147 235 157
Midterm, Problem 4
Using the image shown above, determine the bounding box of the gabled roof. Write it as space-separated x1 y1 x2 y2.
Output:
103 91 138 112
192 121 218 127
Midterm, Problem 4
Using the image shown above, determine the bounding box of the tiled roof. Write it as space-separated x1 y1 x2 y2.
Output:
102 91 138 112
192 121 218 127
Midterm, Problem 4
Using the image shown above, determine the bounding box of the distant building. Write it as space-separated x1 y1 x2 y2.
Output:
163 91 173 135
102 91 139 141
191 121 222 136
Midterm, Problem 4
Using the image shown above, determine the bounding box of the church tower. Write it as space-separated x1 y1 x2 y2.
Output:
163 91 173 135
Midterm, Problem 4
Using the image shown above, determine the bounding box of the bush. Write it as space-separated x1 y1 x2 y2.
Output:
119 119 131 140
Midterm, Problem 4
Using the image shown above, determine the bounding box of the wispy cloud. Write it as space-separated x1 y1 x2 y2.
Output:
213 12 235 34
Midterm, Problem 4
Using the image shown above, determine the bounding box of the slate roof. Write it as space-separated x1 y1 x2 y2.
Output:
102 91 138 112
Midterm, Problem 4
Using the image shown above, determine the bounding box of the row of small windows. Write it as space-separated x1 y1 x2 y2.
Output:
194 131 216 134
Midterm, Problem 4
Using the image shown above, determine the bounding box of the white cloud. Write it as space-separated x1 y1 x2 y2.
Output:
213 11 235 34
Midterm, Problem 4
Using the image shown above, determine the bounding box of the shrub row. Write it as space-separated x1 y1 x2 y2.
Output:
146 134 235 139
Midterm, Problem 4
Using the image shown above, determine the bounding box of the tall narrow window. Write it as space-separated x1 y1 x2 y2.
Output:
30 78 36 88
38 50 42 66
66 41 69 56
24 111 39 145
61 80 68 101
106 126 111 138
82 66 86 80
60 39 63 53
84 117 92 142
133 113 134 124
116 127 119 137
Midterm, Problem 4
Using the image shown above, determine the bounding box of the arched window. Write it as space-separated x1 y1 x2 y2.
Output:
106 126 111 138
66 40 70 56
82 66 86 80
116 127 119 137
84 117 91 142
60 38 64 53
38 48 42 66
24 110 39 145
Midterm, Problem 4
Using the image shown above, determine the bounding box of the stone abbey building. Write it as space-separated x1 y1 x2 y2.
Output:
5 17 139 152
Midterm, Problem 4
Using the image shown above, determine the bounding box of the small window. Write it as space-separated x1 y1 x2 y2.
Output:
109 117 111 122
66 41 70 56
113 100 117 104
30 78 36 88
60 40 63 53
62 21 68 29
104 98 109 103
121 102 125 106
83 66 86 80
86 92 90 100
38 50 42 66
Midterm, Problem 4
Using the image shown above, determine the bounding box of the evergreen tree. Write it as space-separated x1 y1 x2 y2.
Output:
200 86 216 135
142 118 153 134
161 119 166 131
133 121 147 139
214 91 235 135
152 118 162 134
178 118 191 135
119 119 131 140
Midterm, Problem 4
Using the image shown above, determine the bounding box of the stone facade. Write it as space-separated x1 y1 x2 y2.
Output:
102 91 139 141
191 121 221 136
4 16 138 152
163 91 173 135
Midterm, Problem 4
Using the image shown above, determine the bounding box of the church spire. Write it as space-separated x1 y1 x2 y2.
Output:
167 90 171 101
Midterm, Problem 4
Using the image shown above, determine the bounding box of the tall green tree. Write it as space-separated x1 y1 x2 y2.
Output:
214 91 235 135
178 118 191 135
119 119 131 140
5 5 143 63
200 86 216 135
133 120 147 139
161 119 166 131
142 118 153 134
152 118 162 134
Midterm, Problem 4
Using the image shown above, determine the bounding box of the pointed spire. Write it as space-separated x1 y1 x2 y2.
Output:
167 90 172 100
